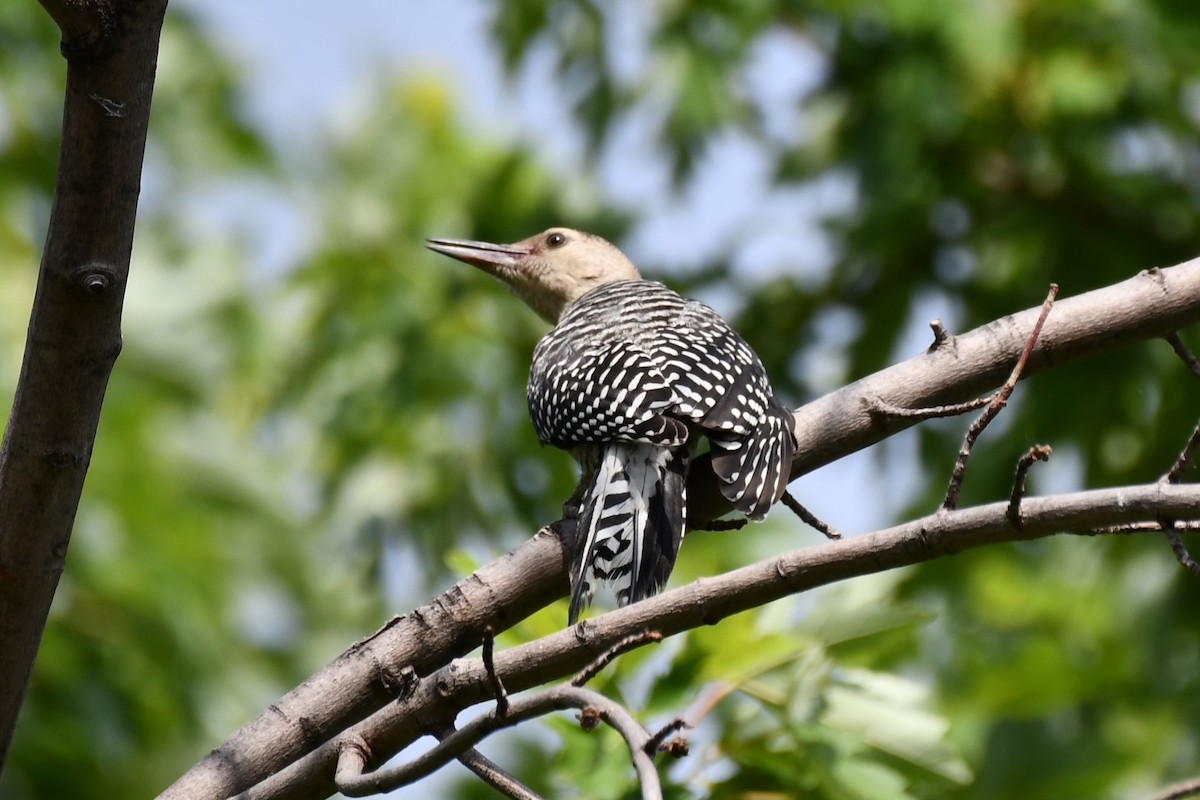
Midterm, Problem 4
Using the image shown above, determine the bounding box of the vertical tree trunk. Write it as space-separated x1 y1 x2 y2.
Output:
0 0 167 767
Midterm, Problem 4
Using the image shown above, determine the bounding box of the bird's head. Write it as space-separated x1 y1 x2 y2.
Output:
425 227 641 323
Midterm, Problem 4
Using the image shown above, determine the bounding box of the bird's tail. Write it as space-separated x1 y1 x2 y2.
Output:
710 404 796 520
568 443 688 624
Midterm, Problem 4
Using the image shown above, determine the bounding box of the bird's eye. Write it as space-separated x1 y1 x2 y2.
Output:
546 232 567 248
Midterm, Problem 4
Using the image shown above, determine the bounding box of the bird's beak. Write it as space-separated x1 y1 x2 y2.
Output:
425 237 529 276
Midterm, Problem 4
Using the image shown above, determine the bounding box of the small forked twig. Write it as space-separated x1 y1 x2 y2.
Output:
482 626 509 718
780 491 841 539
943 284 1059 510
1007 444 1053 526
572 630 663 687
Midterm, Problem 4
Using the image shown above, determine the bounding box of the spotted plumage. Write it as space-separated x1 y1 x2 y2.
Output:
530 280 793 516
426 228 796 623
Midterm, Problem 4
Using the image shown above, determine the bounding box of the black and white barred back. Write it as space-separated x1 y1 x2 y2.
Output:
527 280 796 622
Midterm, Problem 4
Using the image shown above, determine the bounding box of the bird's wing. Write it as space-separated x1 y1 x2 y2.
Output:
641 301 796 518
640 302 770 435
528 337 691 449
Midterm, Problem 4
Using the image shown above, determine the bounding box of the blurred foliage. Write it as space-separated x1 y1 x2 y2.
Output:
2 1 1200 799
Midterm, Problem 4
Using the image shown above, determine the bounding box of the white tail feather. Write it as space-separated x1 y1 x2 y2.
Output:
569 443 687 622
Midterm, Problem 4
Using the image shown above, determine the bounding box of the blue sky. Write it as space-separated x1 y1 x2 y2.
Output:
174 0 908 554
176 0 846 285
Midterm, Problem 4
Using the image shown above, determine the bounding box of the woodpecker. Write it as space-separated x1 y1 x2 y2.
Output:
427 228 796 622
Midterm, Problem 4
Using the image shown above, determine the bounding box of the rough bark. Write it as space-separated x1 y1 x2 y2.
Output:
0 0 166 767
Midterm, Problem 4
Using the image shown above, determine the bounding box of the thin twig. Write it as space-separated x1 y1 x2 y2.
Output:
943 284 1059 510
643 718 690 756
867 394 991 421
780 492 841 539
482 626 509 718
1089 520 1200 535
1167 333 1200 378
1146 774 1200 800
688 517 748 532
1163 519 1200 578
571 630 663 688
1163 334 1200 482
1159 334 1200 568
1163 421 1200 484
335 685 664 800
928 318 954 351
1007 444 1053 527
457 750 543 800
429 722 543 800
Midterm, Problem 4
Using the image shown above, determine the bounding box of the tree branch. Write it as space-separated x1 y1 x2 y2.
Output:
233 481 1200 800
942 284 1058 510
452 745 542 800
338 630 668 799
693 260 1200 521
334 686 663 799
160 258 1200 800
0 0 167 767
160 527 569 800
571 630 662 687
1008 444 1053 525
481 626 508 718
